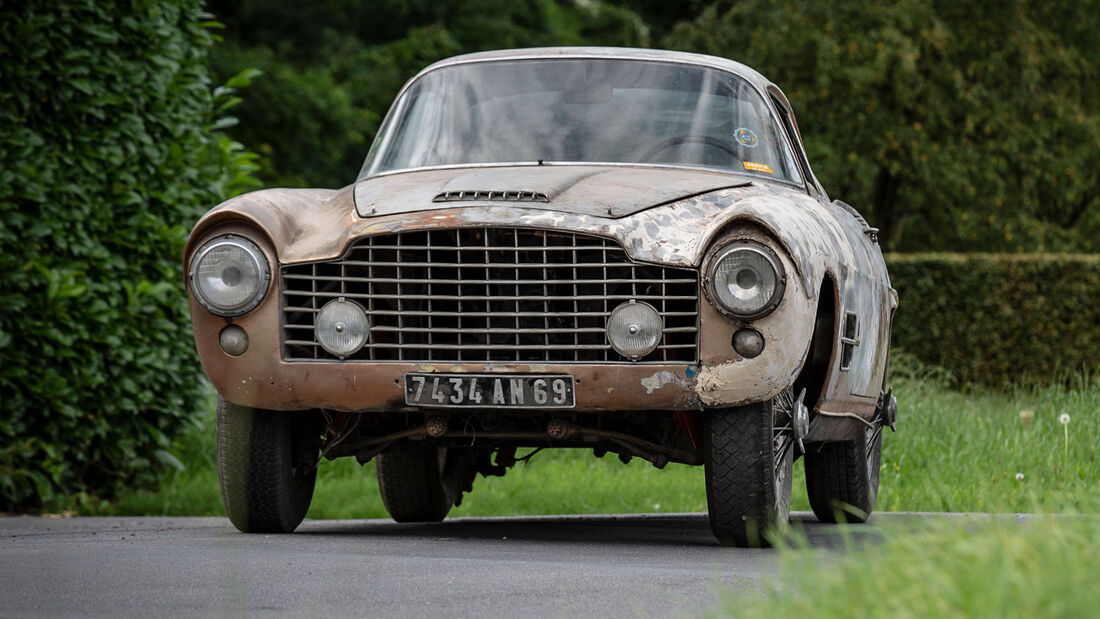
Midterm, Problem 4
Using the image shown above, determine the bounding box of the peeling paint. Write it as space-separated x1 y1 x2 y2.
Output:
640 370 692 395
354 165 745 220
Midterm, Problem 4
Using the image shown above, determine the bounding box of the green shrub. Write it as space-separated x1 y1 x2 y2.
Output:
887 254 1100 387
0 1 258 510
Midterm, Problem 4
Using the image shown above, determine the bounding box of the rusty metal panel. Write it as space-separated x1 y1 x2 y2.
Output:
354 165 747 219
187 166 892 423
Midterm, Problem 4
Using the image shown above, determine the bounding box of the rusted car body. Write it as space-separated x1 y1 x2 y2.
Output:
185 47 898 547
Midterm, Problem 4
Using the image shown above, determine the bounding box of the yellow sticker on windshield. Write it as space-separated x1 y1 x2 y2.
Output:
743 161 774 174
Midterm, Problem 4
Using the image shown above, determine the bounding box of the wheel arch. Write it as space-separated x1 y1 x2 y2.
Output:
793 272 839 413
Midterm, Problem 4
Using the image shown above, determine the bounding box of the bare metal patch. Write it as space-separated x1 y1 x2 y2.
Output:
640 370 691 395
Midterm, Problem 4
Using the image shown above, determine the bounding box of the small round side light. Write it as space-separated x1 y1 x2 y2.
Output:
732 328 765 358
220 325 249 356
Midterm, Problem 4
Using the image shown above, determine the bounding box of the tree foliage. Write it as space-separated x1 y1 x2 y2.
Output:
206 0 650 188
0 1 259 509
209 0 1098 251
665 0 1100 251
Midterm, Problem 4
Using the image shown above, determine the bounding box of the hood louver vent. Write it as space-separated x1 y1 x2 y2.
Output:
433 189 549 203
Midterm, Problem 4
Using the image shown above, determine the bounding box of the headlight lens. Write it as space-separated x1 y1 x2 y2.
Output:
189 235 270 317
316 298 370 358
606 300 663 360
706 242 785 320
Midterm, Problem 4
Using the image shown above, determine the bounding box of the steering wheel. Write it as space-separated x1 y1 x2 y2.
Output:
639 135 740 163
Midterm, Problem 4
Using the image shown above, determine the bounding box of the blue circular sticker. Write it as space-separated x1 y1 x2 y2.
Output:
735 127 759 148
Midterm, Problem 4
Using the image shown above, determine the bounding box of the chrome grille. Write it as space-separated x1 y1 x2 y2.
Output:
281 228 699 363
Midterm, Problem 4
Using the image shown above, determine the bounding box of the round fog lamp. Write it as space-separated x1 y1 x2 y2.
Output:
606 301 663 360
316 298 369 358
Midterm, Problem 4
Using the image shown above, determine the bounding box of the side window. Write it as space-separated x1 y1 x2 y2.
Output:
769 94 820 196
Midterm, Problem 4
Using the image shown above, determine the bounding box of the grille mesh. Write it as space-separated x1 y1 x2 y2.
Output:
281 228 699 363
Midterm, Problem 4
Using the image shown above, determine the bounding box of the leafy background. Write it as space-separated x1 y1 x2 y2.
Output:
0 1 259 509
210 0 1099 252
1 0 1096 510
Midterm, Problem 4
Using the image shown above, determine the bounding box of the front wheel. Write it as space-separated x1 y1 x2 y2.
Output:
216 397 319 533
804 423 882 523
376 445 453 523
704 389 794 547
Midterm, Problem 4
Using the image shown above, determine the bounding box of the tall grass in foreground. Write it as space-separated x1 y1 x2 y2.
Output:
719 514 1100 619
75 366 1099 517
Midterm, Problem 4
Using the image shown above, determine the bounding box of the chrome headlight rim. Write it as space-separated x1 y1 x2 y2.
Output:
315 297 371 358
188 234 271 317
606 299 664 360
704 240 786 321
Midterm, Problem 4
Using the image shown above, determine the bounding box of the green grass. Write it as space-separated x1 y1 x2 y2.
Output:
74 364 1099 518
721 514 1100 618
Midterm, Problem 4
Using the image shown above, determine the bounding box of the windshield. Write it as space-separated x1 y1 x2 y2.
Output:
361 58 803 184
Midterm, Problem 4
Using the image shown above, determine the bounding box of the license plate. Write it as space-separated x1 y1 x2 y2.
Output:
404 374 575 408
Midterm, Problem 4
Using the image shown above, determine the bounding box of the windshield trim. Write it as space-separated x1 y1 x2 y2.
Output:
359 54 807 192
360 160 805 191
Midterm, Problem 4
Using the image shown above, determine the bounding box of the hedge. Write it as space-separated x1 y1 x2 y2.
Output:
886 254 1100 387
0 1 258 510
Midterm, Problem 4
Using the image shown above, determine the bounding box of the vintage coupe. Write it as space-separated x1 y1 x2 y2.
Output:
185 47 897 547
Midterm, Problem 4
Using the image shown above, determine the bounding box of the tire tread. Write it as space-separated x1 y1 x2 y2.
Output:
805 429 879 524
705 397 791 547
217 398 315 533
376 446 451 523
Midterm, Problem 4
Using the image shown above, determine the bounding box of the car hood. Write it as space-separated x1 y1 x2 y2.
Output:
189 173 859 299
353 165 749 219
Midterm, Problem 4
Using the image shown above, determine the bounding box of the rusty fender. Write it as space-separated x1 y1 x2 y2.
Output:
694 228 815 407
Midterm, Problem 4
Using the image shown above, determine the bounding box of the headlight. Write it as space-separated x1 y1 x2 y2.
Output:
189 235 270 317
606 300 663 360
705 241 785 320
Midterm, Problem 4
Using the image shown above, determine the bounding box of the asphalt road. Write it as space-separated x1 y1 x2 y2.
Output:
1 512 906 618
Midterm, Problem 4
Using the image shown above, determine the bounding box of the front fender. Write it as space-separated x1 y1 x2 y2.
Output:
691 225 816 407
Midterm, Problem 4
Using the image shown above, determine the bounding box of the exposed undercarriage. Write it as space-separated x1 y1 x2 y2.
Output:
317 409 709 504
323 410 705 468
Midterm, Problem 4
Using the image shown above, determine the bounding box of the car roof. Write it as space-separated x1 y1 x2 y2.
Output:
416 47 776 92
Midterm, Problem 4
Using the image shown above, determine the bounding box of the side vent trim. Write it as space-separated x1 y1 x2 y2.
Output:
839 311 860 371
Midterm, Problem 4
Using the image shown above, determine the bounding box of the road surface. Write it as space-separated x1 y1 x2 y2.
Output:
1 512 921 617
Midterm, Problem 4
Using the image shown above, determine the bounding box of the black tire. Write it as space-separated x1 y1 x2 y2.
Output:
376 445 452 523
216 397 318 533
805 424 882 523
704 390 794 547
